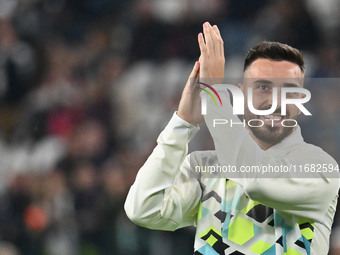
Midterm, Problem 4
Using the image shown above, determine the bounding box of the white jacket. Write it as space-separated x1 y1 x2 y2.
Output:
125 93 339 255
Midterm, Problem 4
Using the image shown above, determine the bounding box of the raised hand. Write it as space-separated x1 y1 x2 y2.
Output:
177 22 225 125
177 61 204 125
198 22 225 85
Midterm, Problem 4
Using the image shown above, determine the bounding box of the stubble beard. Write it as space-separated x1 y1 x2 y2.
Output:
244 107 297 145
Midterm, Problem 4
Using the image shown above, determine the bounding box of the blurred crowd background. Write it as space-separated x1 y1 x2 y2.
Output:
0 0 339 254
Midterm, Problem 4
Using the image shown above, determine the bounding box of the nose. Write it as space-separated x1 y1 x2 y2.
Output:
276 88 282 112
266 87 281 113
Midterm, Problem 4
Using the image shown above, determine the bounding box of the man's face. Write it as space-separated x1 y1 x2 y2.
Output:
240 58 303 145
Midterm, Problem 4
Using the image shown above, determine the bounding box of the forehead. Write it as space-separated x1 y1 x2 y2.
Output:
244 58 303 80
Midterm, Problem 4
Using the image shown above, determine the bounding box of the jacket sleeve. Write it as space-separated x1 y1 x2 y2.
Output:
203 88 340 222
124 112 202 231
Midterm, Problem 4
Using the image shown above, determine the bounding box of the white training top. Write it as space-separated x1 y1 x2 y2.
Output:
125 92 339 255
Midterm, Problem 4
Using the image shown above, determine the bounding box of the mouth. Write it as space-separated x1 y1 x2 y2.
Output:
260 114 284 126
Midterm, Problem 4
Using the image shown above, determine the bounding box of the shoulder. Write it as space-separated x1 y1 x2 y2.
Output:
293 141 338 165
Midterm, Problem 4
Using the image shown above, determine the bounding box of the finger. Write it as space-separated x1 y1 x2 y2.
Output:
203 22 214 55
213 25 224 56
210 25 221 56
213 25 221 37
198 33 207 57
192 63 200 91
186 61 200 90
190 61 200 79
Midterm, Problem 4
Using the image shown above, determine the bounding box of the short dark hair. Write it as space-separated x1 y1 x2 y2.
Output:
243 41 305 73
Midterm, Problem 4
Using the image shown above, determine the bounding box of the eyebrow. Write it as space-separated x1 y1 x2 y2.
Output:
253 79 273 85
283 82 300 88
252 80 300 87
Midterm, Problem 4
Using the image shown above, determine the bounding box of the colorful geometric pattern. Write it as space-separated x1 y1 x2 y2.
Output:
194 179 315 254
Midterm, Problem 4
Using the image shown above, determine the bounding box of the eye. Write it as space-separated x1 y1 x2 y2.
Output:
258 84 269 90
